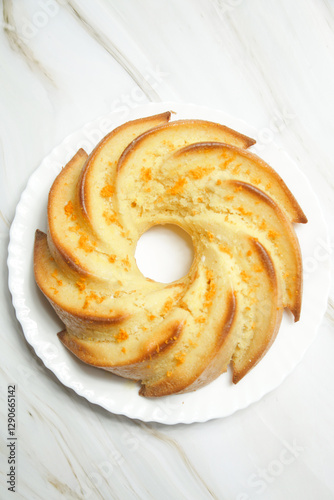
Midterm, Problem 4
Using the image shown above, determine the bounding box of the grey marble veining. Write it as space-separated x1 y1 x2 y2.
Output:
63 0 161 102
2 0 54 83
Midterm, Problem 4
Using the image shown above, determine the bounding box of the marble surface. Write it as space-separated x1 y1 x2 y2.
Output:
1 0 334 498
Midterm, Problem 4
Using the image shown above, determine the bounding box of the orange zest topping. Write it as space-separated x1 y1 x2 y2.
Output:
167 177 187 195
100 184 114 197
188 166 214 179
175 352 186 365
219 244 233 257
240 270 251 283
204 269 216 308
140 167 152 182
78 234 96 253
237 206 252 216
76 278 86 291
121 256 131 270
51 269 63 286
195 316 206 323
69 224 80 233
64 200 76 220
268 230 280 240
253 265 263 273
161 297 174 315
83 291 105 309
223 157 234 168
102 210 122 228
114 329 129 342
224 194 234 201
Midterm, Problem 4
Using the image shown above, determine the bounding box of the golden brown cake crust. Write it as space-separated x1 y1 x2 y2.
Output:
33 111 306 397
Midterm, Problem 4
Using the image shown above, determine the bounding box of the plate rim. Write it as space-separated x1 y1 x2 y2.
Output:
7 101 332 424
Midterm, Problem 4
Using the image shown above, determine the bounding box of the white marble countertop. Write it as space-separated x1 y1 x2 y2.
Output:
1 1 334 499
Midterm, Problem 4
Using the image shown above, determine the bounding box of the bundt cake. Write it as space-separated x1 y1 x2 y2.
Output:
34 111 307 397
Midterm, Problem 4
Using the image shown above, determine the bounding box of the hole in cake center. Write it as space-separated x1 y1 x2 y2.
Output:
135 224 194 283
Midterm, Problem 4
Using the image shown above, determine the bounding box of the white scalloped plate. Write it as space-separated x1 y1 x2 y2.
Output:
8 102 331 424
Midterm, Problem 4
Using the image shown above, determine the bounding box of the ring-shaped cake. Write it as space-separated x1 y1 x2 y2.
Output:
34 111 307 397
